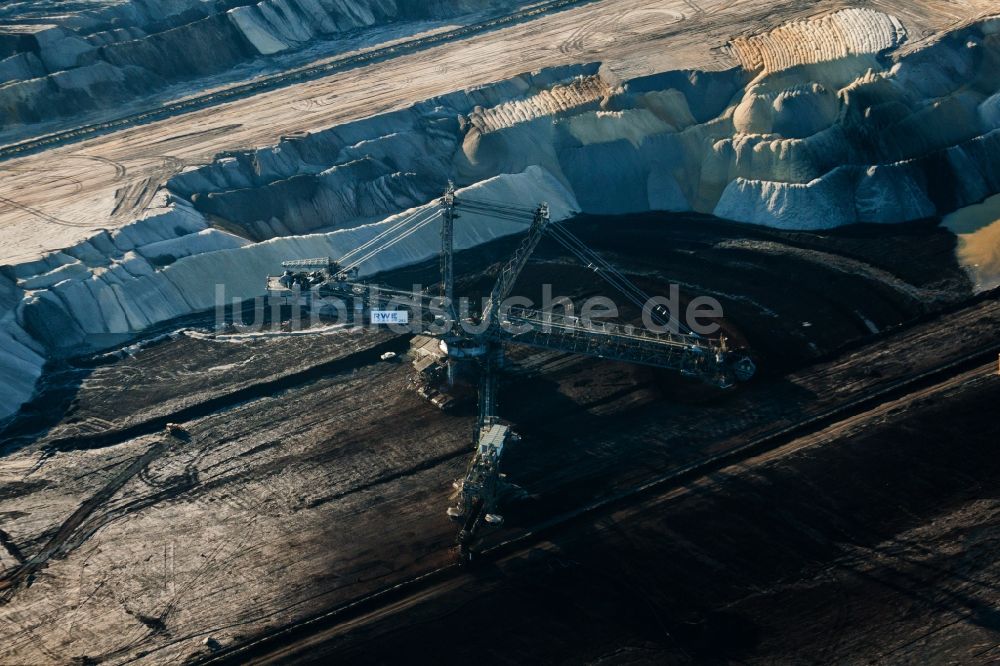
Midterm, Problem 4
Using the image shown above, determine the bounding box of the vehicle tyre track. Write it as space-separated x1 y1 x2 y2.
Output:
0 0 604 161
0 435 171 601
193 344 1000 665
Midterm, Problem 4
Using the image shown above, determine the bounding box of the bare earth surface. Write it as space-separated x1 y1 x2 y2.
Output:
253 362 1000 665
0 255 996 662
1 1 999 663
0 0 995 264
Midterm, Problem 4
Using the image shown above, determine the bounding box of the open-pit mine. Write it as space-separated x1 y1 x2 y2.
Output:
1 0 999 664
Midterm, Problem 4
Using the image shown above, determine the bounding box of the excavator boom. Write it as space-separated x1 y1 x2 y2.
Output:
497 307 738 387
264 182 755 560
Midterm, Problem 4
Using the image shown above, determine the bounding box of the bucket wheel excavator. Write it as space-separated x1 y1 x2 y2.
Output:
267 182 755 561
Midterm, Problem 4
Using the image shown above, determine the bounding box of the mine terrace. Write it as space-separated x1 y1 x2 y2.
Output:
0 1 998 664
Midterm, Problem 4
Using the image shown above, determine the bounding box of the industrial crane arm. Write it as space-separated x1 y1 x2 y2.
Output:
496 307 738 387
544 223 690 334
458 198 550 329
454 197 687 333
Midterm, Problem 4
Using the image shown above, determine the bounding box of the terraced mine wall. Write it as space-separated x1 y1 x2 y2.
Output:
2 10 999 426
176 11 1000 231
0 0 523 129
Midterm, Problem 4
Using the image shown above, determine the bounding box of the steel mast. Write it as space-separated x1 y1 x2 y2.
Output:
265 181 756 561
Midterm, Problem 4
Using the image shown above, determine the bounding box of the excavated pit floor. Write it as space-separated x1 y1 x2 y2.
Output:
267 364 1000 665
0 213 996 663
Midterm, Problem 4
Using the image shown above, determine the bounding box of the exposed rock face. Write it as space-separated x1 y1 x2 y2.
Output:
0 166 576 423
2 9 999 425
728 8 907 75
712 21 1000 227
466 75 612 133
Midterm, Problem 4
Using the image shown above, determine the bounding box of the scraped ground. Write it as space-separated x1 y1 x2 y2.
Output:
0 216 996 664
270 364 1000 665
0 0 996 264
1 0 999 662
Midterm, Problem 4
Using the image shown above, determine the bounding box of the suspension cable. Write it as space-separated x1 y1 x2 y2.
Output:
341 210 443 272
338 203 440 266
455 201 536 224
455 196 690 333
547 223 692 334
458 197 537 215
548 224 677 331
